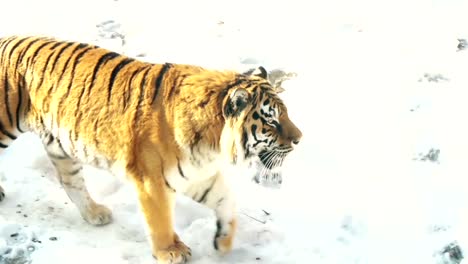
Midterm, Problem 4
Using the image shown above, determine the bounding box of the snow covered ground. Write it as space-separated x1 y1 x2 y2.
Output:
2 0 468 263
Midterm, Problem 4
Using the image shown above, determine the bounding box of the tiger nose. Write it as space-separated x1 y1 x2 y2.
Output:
290 130 302 146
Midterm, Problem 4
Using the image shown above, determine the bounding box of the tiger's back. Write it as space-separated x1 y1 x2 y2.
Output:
0 36 195 165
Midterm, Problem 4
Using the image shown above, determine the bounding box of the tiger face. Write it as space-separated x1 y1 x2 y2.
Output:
221 67 302 186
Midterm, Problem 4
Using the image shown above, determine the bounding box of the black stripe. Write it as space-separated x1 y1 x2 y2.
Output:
253 139 268 148
152 63 172 103
61 46 93 99
75 74 91 111
242 130 250 158
167 73 186 100
54 43 88 104
4 72 13 126
177 159 187 179
39 116 44 127
82 146 89 160
214 219 222 250
216 198 225 207
251 124 267 148
7 37 29 64
24 97 31 124
199 90 215 108
134 66 152 123
49 41 65 50
164 178 176 192
251 90 259 104
45 134 53 145
92 118 100 148
44 43 81 100
267 139 275 147
197 179 216 203
57 43 88 83
67 131 76 152
47 153 68 160
0 37 17 64
30 40 57 61
190 132 202 155
46 141 69 160
16 77 25 133
36 48 58 89
56 46 92 129
123 68 142 111
0 120 16 140
0 142 8 148
36 42 74 91
197 188 211 203
68 167 82 175
0 36 15 51
225 77 246 91
27 40 55 87
251 124 258 141
107 58 134 104
50 42 74 73
88 52 120 96
73 75 91 141
166 75 179 99
15 38 42 70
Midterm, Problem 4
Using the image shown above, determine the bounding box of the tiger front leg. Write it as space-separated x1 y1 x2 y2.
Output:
190 174 237 254
132 171 191 264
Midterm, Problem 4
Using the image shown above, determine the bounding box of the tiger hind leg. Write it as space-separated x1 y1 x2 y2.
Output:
41 133 112 225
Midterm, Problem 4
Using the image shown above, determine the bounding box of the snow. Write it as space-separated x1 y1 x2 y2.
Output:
1 0 468 263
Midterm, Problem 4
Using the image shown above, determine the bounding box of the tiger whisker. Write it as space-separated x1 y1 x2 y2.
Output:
259 157 273 180
257 151 287 183
279 153 286 166
259 150 276 160
265 152 279 169
272 154 282 170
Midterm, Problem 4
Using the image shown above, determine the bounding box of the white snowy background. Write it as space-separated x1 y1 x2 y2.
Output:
1 0 468 263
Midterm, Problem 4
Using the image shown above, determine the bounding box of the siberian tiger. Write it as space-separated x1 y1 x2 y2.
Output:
0 36 302 264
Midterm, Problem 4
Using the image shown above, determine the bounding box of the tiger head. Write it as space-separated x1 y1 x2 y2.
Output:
220 67 302 186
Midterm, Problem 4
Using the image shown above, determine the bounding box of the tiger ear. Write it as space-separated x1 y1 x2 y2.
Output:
223 88 250 118
272 81 286 93
268 70 297 94
244 66 268 80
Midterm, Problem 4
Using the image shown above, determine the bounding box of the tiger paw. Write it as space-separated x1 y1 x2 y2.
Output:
213 219 237 254
154 240 192 264
214 233 234 254
82 203 112 226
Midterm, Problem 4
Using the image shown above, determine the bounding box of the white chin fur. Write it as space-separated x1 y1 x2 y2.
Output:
250 160 283 188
